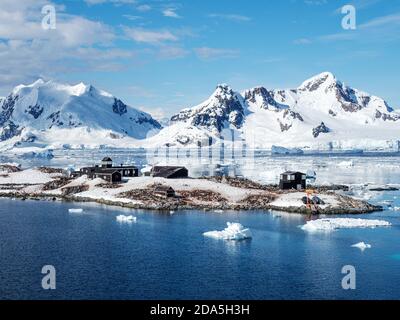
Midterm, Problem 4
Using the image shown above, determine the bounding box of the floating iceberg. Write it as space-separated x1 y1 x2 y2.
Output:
301 218 391 232
68 208 83 213
352 242 372 251
203 222 252 240
116 215 137 223
20 149 54 159
271 145 304 155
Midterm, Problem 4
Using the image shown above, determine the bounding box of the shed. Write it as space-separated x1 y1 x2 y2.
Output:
151 166 189 179
154 185 176 198
94 170 122 184
279 171 306 190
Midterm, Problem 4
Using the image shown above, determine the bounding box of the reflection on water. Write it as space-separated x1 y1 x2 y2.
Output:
2 148 400 186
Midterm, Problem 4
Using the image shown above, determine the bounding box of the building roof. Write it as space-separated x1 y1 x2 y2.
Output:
112 166 138 169
152 166 188 178
102 157 113 162
154 185 175 192
282 171 305 175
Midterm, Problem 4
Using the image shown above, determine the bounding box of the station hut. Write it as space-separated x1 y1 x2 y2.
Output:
94 170 122 184
154 185 176 198
279 171 307 190
75 157 138 180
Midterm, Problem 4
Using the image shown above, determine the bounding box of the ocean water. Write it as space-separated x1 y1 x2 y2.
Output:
0 192 399 300
1 152 400 299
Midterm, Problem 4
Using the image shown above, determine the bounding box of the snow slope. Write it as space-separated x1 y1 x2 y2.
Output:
1 73 399 152
0 79 162 150
149 72 400 151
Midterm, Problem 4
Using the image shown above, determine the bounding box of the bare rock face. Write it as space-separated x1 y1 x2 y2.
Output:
312 122 331 138
375 110 400 121
171 84 245 133
61 184 89 196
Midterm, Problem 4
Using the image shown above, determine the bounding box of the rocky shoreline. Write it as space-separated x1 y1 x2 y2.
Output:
0 183 382 215
0 165 383 215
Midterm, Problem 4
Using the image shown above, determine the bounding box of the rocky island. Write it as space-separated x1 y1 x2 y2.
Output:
0 164 382 215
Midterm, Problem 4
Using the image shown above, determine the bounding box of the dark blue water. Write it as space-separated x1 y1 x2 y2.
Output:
1 196 400 300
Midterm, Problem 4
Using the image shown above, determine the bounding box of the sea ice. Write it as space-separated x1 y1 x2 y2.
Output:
116 215 137 223
337 160 355 167
271 145 304 155
68 208 83 213
203 222 252 240
301 218 391 232
352 242 372 251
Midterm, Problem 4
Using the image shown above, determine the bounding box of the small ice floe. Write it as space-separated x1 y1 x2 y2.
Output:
337 160 355 168
301 218 391 232
214 209 224 214
169 210 175 215
352 242 372 251
68 208 83 214
203 222 252 241
116 215 137 223
390 207 400 211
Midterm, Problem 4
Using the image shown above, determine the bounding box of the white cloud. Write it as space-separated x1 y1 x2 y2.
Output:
0 1 133 94
208 13 252 22
124 27 178 44
293 38 312 45
317 12 400 43
304 0 327 5
359 12 400 29
157 46 189 59
123 14 143 21
194 47 240 60
84 0 136 5
163 8 181 19
137 4 152 12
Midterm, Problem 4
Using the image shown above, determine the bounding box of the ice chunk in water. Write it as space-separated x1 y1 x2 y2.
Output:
352 242 372 251
116 215 137 223
301 218 391 232
68 208 83 213
203 222 252 240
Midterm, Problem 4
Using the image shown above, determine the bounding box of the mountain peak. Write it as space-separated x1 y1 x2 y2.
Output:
215 83 234 95
299 72 338 92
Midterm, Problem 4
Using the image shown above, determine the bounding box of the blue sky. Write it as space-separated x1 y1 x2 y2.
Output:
1 0 400 118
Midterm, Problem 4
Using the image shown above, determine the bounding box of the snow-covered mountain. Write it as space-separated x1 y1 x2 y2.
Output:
146 72 400 151
1 73 399 153
0 79 162 150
